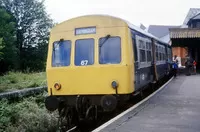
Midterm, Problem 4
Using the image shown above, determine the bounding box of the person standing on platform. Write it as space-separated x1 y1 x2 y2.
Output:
172 55 178 77
193 60 197 74
185 55 193 76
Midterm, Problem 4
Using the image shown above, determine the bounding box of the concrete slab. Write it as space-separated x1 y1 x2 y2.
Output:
98 75 200 132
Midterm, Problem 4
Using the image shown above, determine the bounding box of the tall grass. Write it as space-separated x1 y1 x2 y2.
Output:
0 92 58 132
0 72 46 92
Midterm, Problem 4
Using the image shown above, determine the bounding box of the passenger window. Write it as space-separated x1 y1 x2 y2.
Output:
138 39 146 62
146 42 152 62
156 45 159 61
99 37 121 64
52 40 71 67
147 51 152 62
75 38 94 66
132 37 138 62
140 49 146 62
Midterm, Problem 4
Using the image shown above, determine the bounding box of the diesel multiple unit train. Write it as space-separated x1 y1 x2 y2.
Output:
45 15 173 130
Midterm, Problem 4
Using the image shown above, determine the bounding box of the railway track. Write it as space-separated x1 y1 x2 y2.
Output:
63 76 173 132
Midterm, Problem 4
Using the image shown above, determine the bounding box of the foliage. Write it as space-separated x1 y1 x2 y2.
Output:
0 92 58 132
0 38 3 60
0 72 46 92
0 8 17 72
0 0 53 72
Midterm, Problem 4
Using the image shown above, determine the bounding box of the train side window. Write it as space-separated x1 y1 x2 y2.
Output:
138 39 146 62
168 47 172 61
160 47 163 61
131 35 138 62
163 47 166 61
75 38 94 66
156 45 159 61
146 42 152 62
52 40 71 67
140 49 146 62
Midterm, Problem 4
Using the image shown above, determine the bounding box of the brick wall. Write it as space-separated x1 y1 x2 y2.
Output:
172 47 188 66
172 47 188 58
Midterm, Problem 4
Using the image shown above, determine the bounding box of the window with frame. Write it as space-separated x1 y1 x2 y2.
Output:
167 47 172 61
146 42 152 62
131 35 138 62
156 45 159 61
99 36 121 64
52 40 71 67
75 38 94 66
163 47 166 61
138 39 146 62
161 47 163 61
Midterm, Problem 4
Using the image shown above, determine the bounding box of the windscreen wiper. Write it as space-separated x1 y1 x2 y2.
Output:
53 38 64 62
53 38 64 51
99 35 111 62
99 34 111 47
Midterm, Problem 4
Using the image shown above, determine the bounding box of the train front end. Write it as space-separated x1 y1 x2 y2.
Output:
45 15 134 119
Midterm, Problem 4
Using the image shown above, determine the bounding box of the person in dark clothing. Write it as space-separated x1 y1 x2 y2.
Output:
172 61 178 77
172 55 178 77
185 55 193 76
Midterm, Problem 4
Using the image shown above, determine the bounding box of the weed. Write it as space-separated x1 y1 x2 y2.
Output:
0 92 58 132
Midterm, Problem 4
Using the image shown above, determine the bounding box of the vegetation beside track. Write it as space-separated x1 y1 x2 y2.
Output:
0 72 46 93
0 92 58 132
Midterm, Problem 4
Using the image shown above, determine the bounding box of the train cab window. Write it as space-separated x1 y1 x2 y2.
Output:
99 36 121 64
52 40 71 67
75 38 94 66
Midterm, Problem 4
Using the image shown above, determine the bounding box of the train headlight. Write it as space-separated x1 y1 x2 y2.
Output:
111 81 118 89
54 82 61 90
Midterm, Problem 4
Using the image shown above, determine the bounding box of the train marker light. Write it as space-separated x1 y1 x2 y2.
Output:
111 81 118 89
54 82 61 90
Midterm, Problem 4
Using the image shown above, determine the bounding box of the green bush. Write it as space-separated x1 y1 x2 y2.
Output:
0 92 58 132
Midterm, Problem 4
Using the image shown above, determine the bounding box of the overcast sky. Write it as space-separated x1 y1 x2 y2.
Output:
44 0 200 28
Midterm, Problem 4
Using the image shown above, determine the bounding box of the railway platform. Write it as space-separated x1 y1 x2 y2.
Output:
93 74 200 132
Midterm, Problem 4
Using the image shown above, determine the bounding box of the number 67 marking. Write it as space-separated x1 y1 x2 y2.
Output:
81 60 88 65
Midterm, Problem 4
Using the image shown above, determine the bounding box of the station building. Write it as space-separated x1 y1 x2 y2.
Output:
148 8 200 69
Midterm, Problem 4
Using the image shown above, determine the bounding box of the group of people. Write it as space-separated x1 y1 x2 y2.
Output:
172 55 197 77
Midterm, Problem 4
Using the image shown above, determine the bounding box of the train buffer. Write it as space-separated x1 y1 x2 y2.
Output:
93 74 200 132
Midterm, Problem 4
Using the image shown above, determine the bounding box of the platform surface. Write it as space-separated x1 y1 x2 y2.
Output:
99 75 200 132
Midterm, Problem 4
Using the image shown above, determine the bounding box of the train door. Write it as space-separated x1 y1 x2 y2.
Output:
133 34 153 90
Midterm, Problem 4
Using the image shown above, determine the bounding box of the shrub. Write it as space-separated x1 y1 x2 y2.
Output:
0 92 58 132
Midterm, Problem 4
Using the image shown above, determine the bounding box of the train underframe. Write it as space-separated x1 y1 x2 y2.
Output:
45 93 130 131
45 73 173 131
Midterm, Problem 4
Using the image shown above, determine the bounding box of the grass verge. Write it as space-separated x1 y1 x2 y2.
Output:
0 72 46 92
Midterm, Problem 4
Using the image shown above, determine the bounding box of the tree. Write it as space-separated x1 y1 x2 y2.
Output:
0 38 3 60
0 0 53 71
0 8 17 73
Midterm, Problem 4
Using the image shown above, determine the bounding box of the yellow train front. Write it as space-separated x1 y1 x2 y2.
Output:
45 15 172 129
45 15 134 112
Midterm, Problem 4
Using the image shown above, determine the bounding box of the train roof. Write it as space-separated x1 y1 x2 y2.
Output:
117 16 169 45
54 14 169 45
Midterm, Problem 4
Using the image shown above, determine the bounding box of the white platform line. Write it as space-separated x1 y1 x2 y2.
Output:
66 126 77 132
92 77 174 132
